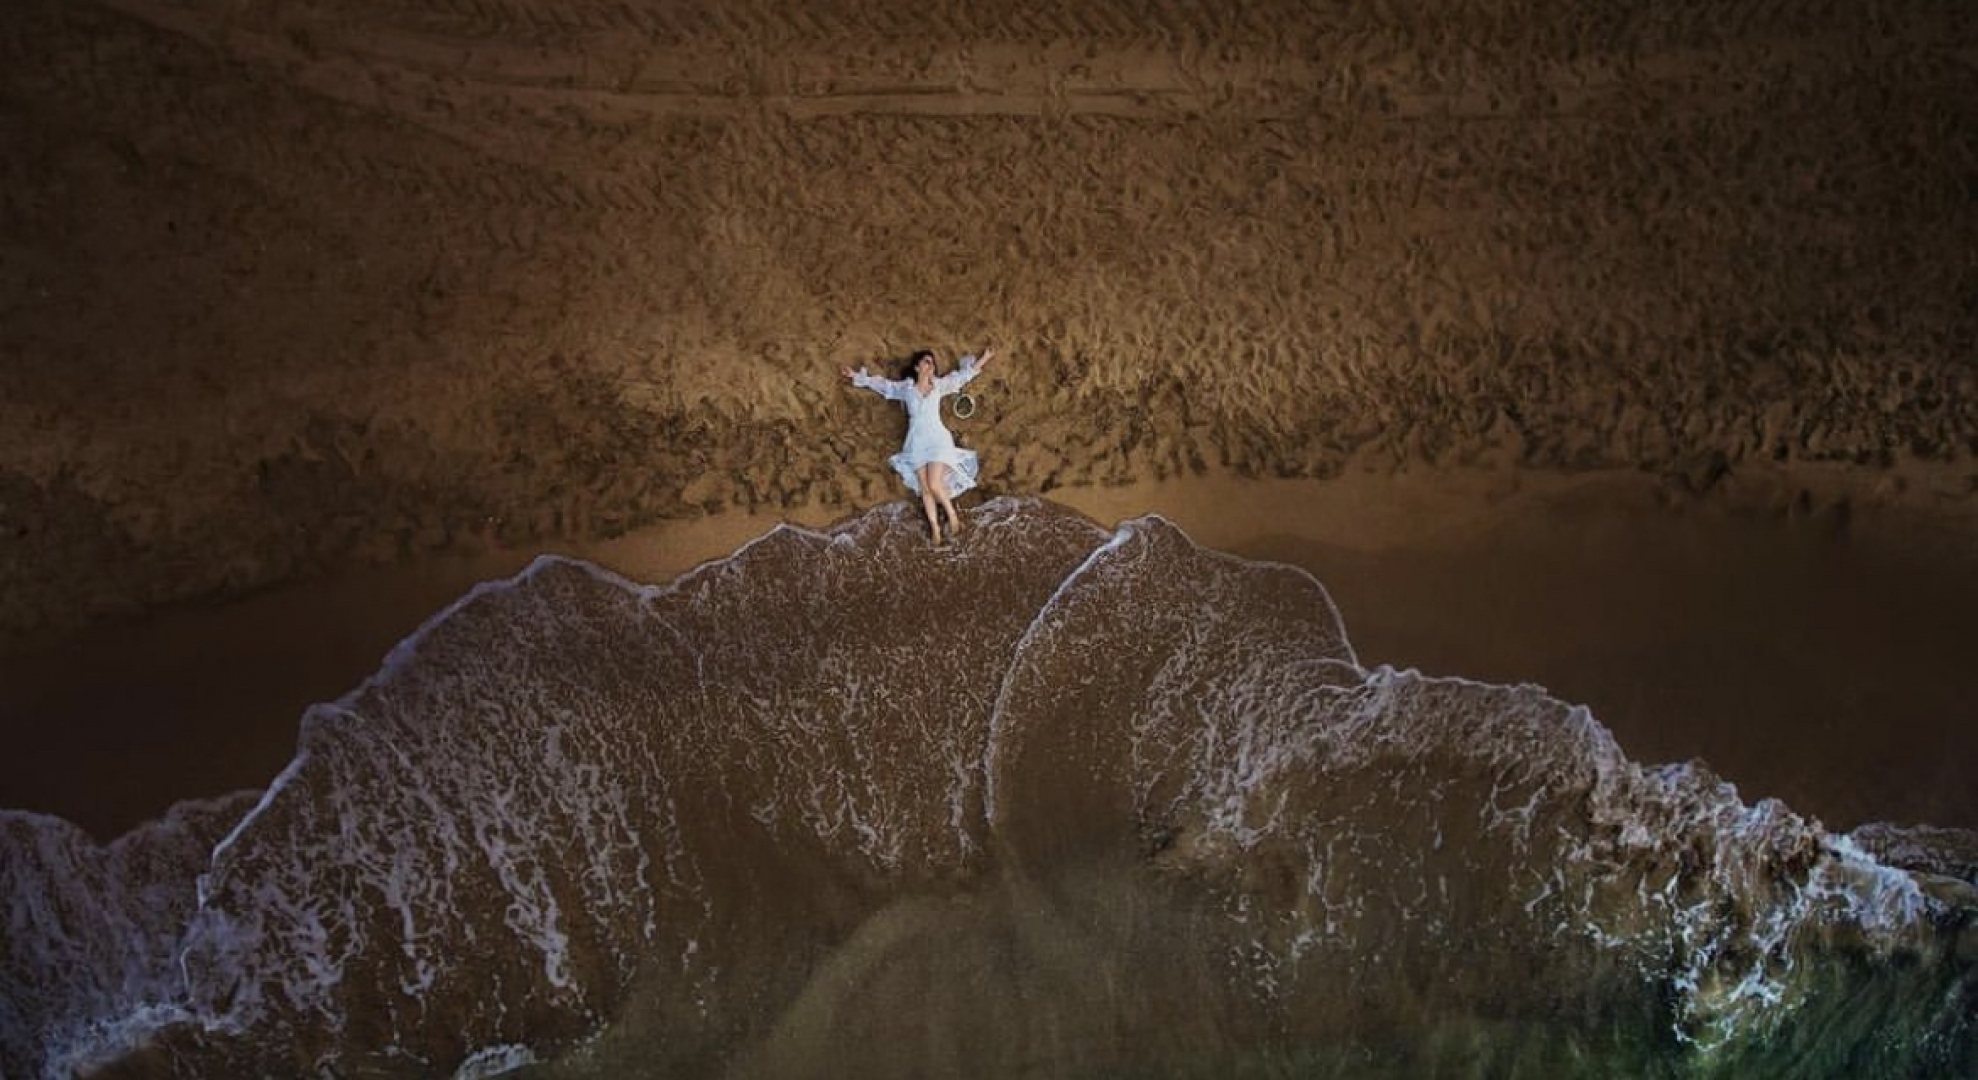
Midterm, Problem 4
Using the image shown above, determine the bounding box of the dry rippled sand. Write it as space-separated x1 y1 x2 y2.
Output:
0 0 1971 639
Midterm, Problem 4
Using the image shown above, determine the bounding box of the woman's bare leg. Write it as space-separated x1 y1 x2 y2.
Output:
927 462 961 534
916 466 944 543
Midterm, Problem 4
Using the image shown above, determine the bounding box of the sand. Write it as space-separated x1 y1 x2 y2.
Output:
1 0 1972 647
0 1 1971 841
5 467 1974 842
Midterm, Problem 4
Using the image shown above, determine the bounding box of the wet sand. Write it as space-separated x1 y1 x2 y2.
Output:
1083 468 1978 834
1246 502 1978 834
4 469 1972 841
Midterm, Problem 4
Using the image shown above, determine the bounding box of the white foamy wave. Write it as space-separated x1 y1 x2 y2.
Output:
450 1042 539 1079
1847 821 1978 885
1 793 260 1080
984 513 1972 1064
3 498 1969 1078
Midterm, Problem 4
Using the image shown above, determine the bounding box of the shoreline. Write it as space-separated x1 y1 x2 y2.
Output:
4 465 1975 840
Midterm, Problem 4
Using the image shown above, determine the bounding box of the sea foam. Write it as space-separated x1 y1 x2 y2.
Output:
1 498 1969 1079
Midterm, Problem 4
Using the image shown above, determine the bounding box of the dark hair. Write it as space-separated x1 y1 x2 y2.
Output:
897 350 936 381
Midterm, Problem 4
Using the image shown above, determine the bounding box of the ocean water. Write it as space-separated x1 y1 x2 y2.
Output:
1 498 1971 1079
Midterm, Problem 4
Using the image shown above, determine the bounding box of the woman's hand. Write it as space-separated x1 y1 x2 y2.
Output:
840 365 855 380
977 348 996 369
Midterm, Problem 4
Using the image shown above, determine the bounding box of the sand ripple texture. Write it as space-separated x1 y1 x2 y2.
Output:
2 499 1972 1079
1 0 1974 638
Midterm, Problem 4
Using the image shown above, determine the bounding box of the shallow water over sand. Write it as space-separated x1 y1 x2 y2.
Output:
3 475 1972 839
1243 505 1978 834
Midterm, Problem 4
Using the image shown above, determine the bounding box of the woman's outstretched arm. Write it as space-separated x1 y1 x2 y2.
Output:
940 348 997 393
842 364 907 400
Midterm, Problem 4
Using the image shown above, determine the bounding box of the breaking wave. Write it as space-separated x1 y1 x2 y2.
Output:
2 498 1971 1078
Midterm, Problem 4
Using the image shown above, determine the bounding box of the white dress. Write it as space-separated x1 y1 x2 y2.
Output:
852 355 982 497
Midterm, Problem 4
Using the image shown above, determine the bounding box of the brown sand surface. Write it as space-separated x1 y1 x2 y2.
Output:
1 0 1971 648
0 0 1970 842
4 469 1973 842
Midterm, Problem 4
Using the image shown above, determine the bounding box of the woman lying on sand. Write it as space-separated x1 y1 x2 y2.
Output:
842 347 997 545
